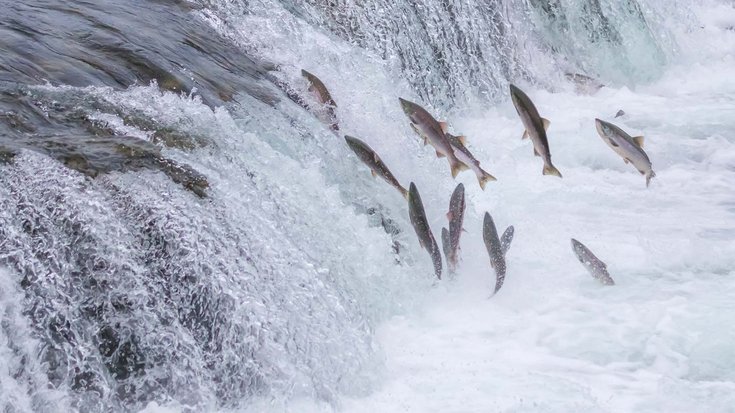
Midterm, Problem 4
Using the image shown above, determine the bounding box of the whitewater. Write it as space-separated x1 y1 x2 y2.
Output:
1 0 735 412
224 2 735 412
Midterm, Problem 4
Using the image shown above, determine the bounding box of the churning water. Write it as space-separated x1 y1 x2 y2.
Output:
1 0 734 412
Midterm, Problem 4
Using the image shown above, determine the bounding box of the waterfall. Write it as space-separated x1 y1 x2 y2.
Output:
0 0 723 411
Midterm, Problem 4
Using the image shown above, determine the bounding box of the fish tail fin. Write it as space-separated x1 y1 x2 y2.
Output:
401 187 409 200
646 170 656 187
450 158 468 178
478 171 497 190
450 163 461 178
543 164 562 178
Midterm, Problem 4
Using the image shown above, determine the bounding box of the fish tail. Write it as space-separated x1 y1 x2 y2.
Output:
494 274 505 294
450 157 468 178
646 170 656 187
478 170 497 190
543 164 563 178
400 187 409 200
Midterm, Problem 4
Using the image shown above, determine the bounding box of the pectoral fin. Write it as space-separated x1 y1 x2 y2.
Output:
370 170 377 178
632 135 644 148
623 158 629 164
522 130 529 140
439 121 448 133
533 147 540 157
542 118 550 131
446 211 454 221
436 150 446 158
609 139 619 147
423 137 428 146
457 135 467 146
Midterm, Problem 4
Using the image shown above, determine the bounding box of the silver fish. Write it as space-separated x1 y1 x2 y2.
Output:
344 135 408 199
441 183 465 272
483 212 507 293
446 133 497 189
399 98 468 178
301 69 339 131
570 238 615 285
509 84 562 178
565 73 604 95
595 118 655 187
408 182 442 279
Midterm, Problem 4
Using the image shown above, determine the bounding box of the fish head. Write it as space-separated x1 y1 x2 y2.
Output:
408 182 422 215
399 98 419 121
451 183 465 204
344 135 359 149
407 182 419 224
508 84 529 112
344 135 371 158
595 118 615 138
570 238 586 259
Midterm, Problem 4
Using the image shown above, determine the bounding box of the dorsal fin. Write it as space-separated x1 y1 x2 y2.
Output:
632 135 644 148
542 118 550 131
439 121 448 133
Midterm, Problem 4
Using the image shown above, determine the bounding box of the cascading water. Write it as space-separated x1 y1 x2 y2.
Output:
211 0 682 106
2 0 735 411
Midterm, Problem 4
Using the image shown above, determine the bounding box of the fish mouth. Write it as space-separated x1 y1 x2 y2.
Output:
398 98 413 115
594 118 606 136
508 83 524 101
508 84 524 109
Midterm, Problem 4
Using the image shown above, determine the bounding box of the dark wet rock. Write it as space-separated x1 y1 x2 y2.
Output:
0 0 277 108
0 88 210 197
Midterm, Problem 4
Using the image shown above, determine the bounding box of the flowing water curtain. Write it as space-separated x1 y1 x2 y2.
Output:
0 1 408 409
526 0 672 84
272 0 675 105
288 0 534 106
